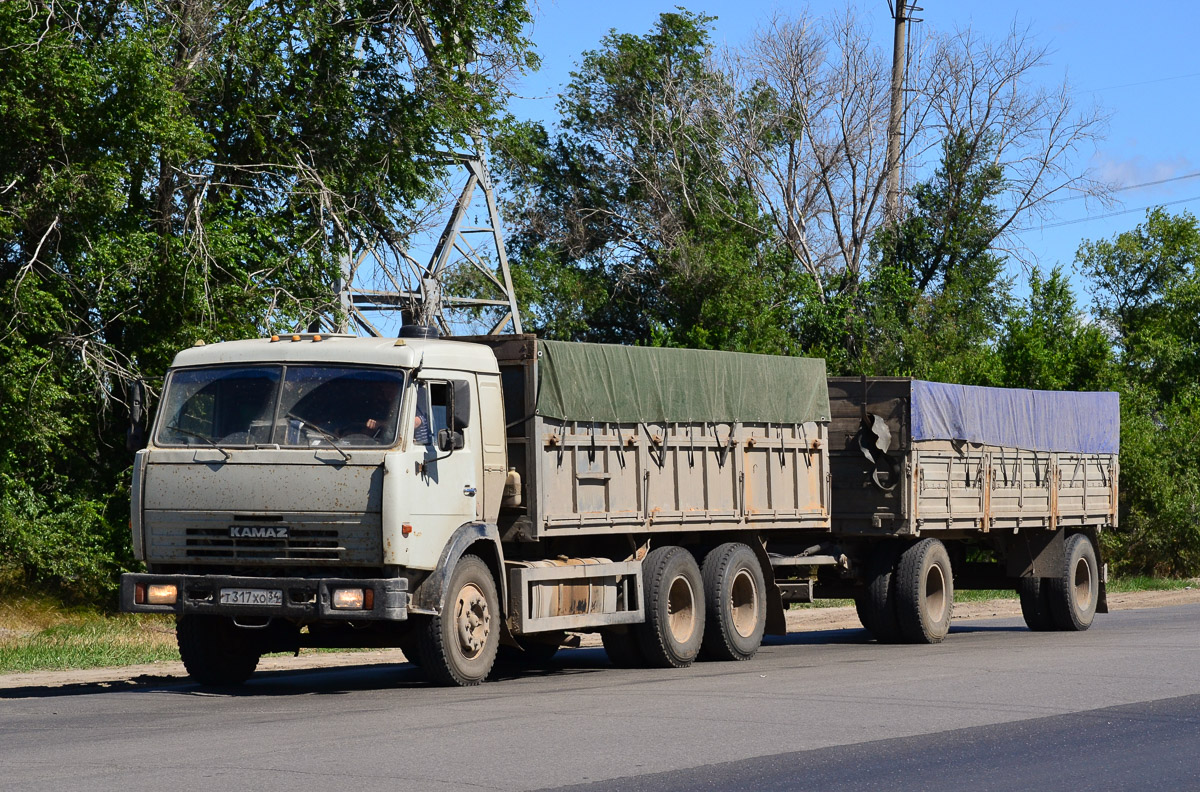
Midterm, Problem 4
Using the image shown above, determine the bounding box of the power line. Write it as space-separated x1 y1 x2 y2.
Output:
1050 170 1200 203
1035 194 1200 230
1083 70 1200 93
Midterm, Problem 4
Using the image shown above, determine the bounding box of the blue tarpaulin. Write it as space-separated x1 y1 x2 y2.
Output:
910 381 1119 454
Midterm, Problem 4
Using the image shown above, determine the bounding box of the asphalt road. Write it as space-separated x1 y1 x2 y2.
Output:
1 606 1198 792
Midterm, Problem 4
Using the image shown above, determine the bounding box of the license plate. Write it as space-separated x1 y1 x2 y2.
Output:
219 588 283 606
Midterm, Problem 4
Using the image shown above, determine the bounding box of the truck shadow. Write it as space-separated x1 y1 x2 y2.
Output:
0 625 1032 700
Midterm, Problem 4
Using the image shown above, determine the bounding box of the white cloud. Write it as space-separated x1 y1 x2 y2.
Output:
1091 153 1199 196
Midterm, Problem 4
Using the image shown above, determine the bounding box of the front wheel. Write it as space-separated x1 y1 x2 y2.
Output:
176 615 261 686
416 555 500 686
1047 533 1099 631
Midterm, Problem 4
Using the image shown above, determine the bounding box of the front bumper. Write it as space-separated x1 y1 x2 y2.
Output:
120 573 408 621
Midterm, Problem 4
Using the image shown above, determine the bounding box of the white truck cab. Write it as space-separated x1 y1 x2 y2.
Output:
123 332 511 685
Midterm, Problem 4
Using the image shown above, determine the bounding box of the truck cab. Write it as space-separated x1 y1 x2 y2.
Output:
122 332 511 685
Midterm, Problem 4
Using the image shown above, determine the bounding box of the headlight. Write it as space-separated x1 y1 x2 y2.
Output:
147 584 178 605
332 588 367 609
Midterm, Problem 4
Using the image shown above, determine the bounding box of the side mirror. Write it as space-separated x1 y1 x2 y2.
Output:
437 428 465 452
126 379 147 452
451 380 471 428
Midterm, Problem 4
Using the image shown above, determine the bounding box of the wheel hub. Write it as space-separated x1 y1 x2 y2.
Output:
924 564 947 622
729 569 759 638
667 575 696 644
455 582 491 659
1072 557 1093 609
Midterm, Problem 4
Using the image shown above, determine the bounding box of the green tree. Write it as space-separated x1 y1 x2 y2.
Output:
1077 208 1200 575
999 267 1112 391
859 132 1012 382
0 0 534 600
494 12 802 353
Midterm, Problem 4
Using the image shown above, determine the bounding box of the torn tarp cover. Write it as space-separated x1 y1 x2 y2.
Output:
910 380 1119 454
536 340 830 425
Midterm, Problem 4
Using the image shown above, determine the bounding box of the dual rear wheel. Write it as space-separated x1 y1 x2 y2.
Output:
1018 533 1099 632
856 537 954 644
857 532 1099 642
604 542 768 668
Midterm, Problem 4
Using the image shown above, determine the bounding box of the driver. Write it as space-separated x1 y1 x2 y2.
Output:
346 379 401 439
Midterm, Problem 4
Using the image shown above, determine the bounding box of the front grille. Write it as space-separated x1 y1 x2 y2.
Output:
185 526 343 561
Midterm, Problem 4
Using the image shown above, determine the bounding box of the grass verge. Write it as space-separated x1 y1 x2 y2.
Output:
0 591 178 673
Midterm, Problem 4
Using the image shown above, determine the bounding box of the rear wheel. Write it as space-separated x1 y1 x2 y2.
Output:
856 542 903 643
176 615 260 686
699 543 766 661
416 555 500 686
635 546 705 668
1017 576 1056 631
895 539 954 644
1047 533 1099 631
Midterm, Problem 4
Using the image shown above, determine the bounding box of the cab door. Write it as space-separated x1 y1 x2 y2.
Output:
383 375 478 570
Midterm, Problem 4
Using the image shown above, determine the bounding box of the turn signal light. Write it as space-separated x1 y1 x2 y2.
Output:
401 523 413 536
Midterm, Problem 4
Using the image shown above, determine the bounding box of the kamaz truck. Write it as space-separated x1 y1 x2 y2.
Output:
121 330 1117 686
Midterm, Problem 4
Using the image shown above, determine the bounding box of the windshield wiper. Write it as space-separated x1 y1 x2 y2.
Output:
165 424 231 461
286 413 352 462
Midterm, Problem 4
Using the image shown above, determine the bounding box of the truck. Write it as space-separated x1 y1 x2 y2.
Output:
120 330 1118 686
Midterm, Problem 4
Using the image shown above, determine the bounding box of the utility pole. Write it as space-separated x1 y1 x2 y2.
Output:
884 0 918 224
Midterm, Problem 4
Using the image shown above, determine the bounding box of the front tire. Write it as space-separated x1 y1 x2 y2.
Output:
700 543 766 661
635 546 705 668
176 615 261 686
416 555 500 686
1047 533 1099 631
895 539 954 644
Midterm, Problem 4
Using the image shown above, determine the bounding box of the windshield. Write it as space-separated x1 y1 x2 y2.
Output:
156 365 406 449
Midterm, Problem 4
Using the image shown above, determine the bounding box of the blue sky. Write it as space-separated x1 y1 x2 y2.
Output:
504 0 1200 296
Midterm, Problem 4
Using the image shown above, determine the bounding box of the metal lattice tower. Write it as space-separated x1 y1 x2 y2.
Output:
332 149 523 338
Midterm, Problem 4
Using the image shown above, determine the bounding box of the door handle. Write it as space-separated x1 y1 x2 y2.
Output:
463 485 476 497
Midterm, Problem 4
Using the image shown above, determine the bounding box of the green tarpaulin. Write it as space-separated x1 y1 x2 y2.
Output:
536 341 829 424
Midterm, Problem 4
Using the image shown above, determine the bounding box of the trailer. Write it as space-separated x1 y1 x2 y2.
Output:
816 377 1117 641
119 333 1118 686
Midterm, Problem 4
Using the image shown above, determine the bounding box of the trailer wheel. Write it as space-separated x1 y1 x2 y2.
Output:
601 626 646 668
635 546 706 668
1017 577 1056 631
416 554 500 686
895 538 954 644
176 615 261 686
856 542 903 643
699 543 766 661
1047 533 1099 631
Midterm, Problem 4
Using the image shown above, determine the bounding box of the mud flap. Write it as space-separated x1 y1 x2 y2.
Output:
752 539 788 636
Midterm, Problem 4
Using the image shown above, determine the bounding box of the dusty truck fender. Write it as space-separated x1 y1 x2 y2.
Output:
408 521 508 617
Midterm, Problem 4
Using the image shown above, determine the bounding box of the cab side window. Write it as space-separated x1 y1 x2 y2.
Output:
413 381 450 446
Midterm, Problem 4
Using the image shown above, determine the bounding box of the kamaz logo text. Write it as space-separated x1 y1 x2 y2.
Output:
229 525 289 539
